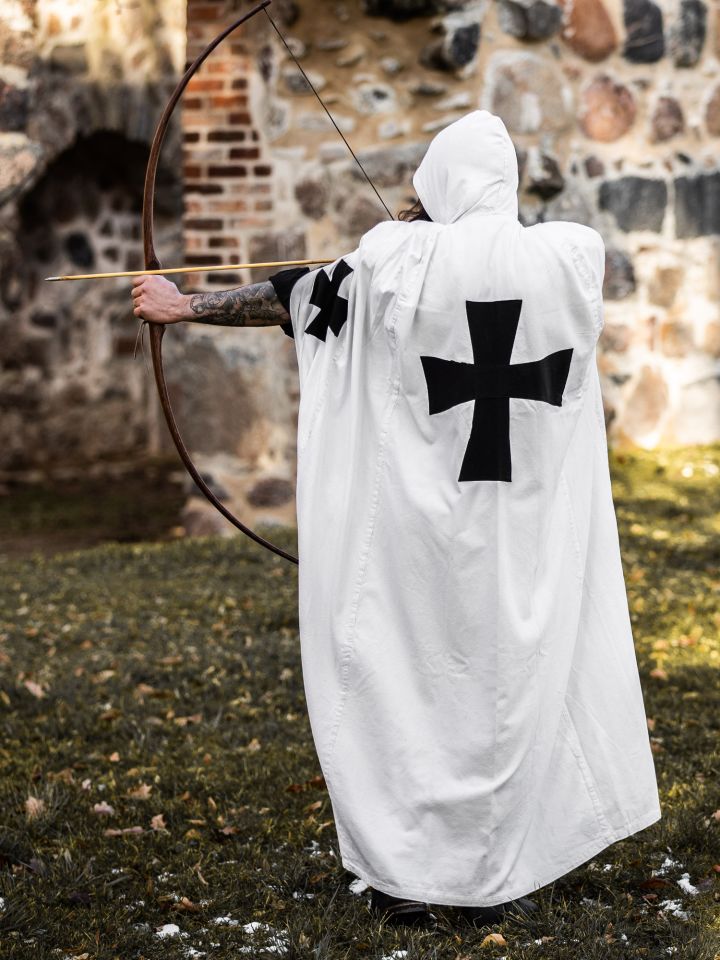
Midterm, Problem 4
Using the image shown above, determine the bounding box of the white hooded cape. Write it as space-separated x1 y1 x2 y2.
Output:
283 110 661 906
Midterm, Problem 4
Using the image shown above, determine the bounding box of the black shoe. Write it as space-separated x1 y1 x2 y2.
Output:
370 887 436 928
459 895 539 926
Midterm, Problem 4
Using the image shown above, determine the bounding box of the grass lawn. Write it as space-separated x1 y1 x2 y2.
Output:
0 444 718 959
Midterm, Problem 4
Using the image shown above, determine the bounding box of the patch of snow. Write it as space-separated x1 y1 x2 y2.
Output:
239 921 289 955
184 949 205 959
653 855 683 876
676 873 699 896
602 863 614 872
292 891 315 899
156 871 175 882
212 916 240 926
349 878 369 895
658 899 689 920
155 923 187 939
380 952 408 960
0 897 5 910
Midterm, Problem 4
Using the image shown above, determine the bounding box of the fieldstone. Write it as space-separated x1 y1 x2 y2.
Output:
181 500 236 539
380 56 405 74
411 80 449 96
248 230 306 283
421 7 484 72
297 111 356 133
650 96 684 142
543 183 595 223
623 365 668 438
294 177 329 219
557 0 617 61
584 155 605 177
669 372 720 445
622 0 665 63
363 0 441 18
378 118 411 138
579 75 636 142
434 91 472 110
336 45 366 67
702 320 720 356
0 134 41 205
282 68 327 95
525 148 565 199
352 82 396 114
599 177 667 232
422 114 457 133
316 37 349 51
498 0 563 41
246 476 294 507
674 171 720 238
49 44 88 73
705 84 720 136
283 37 307 58
602 249 636 299
668 0 706 67
599 323 631 352
659 320 693 357
483 51 573 134
648 265 683 307
352 142 428 187
335 193 387 236
0 79 28 131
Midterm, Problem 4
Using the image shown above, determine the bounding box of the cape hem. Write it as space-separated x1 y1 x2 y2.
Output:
339 804 662 908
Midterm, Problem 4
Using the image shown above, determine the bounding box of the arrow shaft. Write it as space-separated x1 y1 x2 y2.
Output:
45 257 332 282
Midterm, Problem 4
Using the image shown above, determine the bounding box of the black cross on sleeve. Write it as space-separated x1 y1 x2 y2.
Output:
268 266 312 339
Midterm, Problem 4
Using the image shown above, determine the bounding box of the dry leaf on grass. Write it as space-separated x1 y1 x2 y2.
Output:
104 826 144 836
480 932 507 947
92 801 115 816
127 783 152 800
150 813 167 831
25 796 45 819
23 680 45 699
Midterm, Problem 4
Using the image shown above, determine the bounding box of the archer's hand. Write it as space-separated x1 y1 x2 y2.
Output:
131 275 190 323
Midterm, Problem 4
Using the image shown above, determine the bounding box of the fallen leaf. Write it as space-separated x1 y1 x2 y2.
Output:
174 714 202 727
108 751 120 763
127 783 152 800
104 826 144 836
649 667 669 681
481 932 507 947
25 796 45 820
92 801 115 816
304 800 323 813
23 680 45 699
150 813 167 831
172 896 201 913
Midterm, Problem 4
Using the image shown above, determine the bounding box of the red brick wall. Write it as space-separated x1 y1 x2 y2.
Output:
183 1 275 289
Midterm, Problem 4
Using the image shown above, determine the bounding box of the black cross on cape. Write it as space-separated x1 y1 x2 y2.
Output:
305 258 354 341
420 299 574 482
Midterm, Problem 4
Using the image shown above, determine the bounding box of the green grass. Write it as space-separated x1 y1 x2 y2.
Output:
0 444 718 959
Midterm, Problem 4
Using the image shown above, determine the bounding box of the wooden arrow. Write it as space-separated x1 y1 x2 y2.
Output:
45 257 333 282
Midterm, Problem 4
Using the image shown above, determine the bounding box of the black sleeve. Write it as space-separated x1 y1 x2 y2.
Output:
268 266 311 339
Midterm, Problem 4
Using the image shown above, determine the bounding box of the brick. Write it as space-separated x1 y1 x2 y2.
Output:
183 165 203 179
184 218 224 230
232 78 249 89
185 254 223 266
207 130 247 142
209 237 240 247
185 183 225 194
253 165 272 176
183 131 201 143
208 165 248 176
229 112 252 124
229 147 260 160
211 95 248 108
187 77 224 92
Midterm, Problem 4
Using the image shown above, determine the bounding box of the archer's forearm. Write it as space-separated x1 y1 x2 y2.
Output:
184 281 290 327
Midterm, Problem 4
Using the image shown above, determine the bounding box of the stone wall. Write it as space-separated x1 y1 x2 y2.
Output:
0 0 185 479
181 0 720 510
3 0 719 535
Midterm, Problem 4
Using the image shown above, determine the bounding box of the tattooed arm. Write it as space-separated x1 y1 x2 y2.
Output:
131 275 290 326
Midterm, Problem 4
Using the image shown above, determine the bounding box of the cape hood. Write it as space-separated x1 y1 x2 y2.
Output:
412 109 519 225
